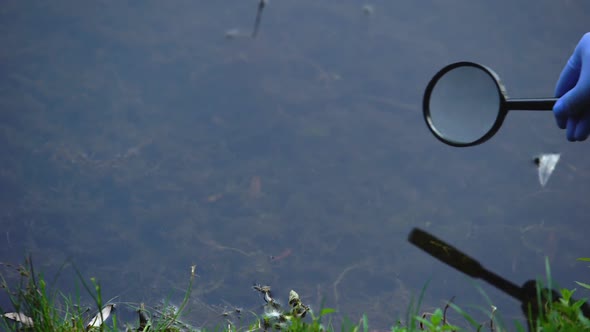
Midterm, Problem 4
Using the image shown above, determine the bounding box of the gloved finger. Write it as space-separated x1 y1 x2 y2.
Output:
574 111 590 141
554 66 590 118
566 117 578 142
554 111 568 129
553 57 582 125
555 33 590 97
555 55 581 98
554 89 579 128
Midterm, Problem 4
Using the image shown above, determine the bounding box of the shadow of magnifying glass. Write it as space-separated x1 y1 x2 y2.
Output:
423 62 556 147
408 228 590 326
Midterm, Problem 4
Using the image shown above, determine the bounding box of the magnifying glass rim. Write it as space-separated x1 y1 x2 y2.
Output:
423 61 508 147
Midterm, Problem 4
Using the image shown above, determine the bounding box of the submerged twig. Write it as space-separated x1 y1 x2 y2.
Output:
198 236 255 257
252 0 267 38
332 262 364 309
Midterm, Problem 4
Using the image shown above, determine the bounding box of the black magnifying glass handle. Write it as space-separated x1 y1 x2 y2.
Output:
506 98 557 111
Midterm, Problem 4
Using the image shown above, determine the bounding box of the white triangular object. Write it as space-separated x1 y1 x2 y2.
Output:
87 303 115 328
536 153 560 187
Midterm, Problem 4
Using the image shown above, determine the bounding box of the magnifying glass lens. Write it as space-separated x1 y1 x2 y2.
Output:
426 65 502 145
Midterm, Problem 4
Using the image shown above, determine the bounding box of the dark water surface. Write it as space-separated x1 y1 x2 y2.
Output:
1 1 590 329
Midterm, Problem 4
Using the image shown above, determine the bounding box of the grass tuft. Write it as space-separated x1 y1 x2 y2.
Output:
2 256 590 331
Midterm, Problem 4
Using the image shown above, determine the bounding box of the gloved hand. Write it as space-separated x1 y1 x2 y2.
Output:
554 32 590 141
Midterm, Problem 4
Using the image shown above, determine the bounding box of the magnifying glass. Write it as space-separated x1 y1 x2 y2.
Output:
423 62 557 147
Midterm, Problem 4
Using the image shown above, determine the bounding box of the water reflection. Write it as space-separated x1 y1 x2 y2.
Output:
409 228 590 324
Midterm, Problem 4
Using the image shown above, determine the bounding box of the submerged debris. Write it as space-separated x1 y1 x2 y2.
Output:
288 290 310 318
218 305 242 320
253 285 312 330
253 283 277 308
2 312 34 328
533 153 560 187
362 5 374 16
137 303 150 331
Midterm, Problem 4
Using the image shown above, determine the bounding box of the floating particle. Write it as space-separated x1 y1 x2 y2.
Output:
225 28 242 39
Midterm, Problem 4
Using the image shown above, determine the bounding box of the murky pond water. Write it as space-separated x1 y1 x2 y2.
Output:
1 1 590 329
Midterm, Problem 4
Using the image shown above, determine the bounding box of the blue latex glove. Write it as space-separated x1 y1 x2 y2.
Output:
554 33 590 141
